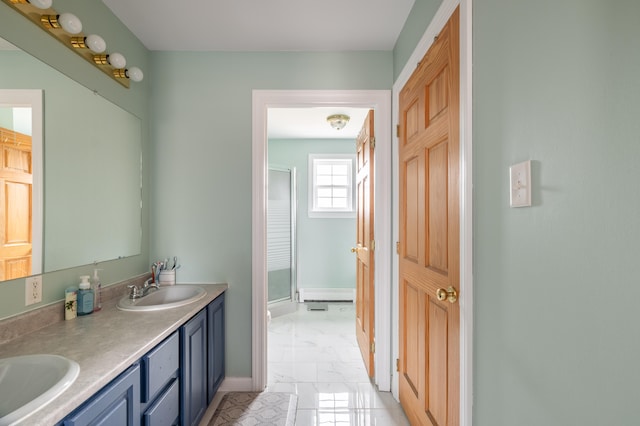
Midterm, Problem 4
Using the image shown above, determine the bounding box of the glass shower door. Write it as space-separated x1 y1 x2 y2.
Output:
267 167 297 315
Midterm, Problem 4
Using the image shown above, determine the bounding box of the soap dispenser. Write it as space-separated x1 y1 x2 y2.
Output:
77 275 94 316
92 269 102 312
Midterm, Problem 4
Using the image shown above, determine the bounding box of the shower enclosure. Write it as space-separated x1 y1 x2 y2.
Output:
267 167 297 317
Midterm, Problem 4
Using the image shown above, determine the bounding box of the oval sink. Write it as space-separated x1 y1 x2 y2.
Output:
116 285 206 312
0 354 80 426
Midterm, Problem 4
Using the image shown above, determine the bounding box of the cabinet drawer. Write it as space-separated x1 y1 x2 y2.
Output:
143 378 179 426
63 363 140 426
142 332 179 403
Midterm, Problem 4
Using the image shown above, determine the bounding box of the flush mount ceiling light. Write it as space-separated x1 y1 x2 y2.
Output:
327 114 350 131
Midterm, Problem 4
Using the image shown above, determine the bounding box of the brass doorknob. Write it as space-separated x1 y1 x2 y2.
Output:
351 247 358 253
436 286 458 303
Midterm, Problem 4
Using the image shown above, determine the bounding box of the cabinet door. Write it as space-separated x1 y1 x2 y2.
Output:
180 309 207 426
207 293 225 403
63 363 140 426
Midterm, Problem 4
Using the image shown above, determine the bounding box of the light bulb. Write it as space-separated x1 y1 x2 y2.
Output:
84 34 106 53
57 13 82 34
28 0 52 9
126 67 143 82
108 52 126 69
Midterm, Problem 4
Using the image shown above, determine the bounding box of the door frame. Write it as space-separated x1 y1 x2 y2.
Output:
391 0 473 424
252 90 392 391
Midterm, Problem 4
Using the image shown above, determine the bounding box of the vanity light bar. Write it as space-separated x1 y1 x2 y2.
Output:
2 0 144 88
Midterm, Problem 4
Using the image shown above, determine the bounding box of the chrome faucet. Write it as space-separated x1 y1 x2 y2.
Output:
127 284 142 300
127 280 160 300
141 280 160 296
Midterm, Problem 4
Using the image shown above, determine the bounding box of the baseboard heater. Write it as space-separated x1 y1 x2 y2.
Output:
298 288 355 303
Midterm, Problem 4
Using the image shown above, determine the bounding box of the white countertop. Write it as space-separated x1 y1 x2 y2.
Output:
0 283 228 426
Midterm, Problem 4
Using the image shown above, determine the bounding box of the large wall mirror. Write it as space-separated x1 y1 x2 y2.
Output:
0 36 142 282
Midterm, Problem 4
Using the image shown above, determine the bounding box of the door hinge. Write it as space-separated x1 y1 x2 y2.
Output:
396 124 400 138
396 358 400 372
370 240 376 252
371 341 375 354
396 241 400 254
370 136 376 150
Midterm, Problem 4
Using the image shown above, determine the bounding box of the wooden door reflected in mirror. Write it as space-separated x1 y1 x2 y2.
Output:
0 123 32 280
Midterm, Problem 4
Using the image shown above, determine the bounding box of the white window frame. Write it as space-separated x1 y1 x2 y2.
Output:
308 154 356 219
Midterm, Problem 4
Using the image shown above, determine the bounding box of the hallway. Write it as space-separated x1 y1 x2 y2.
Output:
267 303 409 424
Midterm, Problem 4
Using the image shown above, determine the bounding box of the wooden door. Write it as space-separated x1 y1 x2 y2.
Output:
398 7 460 426
355 110 375 378
0 127 33 281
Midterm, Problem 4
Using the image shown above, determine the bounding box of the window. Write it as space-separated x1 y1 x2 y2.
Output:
308 154 356 218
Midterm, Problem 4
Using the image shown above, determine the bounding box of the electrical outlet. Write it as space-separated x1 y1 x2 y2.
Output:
25 275 42 306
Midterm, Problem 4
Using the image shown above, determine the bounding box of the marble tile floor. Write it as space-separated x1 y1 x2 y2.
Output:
266 303 410 425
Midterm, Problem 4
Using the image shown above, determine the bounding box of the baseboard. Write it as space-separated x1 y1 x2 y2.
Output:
218 377 254 392
298 288 355 303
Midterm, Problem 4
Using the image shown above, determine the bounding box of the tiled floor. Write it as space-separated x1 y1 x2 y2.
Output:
267 303 410 425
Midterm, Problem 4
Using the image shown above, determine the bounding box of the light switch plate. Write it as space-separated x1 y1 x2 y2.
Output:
509 160 531 207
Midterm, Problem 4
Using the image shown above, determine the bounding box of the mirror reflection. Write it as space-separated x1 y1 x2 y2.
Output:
0 36 142 282
0 99 42 280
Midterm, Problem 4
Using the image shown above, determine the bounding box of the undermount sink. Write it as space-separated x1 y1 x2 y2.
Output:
0 354 80 426
116 285 206 312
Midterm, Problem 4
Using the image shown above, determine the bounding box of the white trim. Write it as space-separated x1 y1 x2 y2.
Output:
460 2 474 425
252 90 392 392
218 377 254 392
391 0 473 425
0 90 43 277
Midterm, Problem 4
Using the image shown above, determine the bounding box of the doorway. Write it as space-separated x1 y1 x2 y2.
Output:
252 90 392 392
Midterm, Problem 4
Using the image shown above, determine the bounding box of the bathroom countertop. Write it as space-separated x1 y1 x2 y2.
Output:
0 282 228 426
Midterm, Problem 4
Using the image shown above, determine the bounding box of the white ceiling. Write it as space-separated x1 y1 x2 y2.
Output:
101 0 415 52
100 0 412 139
268 107 370 140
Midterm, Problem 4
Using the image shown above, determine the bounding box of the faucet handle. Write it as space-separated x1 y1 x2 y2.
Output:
127 284 140 299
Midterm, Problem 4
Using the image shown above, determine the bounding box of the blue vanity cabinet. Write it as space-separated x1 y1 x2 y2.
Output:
62 363 141 426
141 332 180 426
56 289 226 426
207 292 225 403
180 309 208 426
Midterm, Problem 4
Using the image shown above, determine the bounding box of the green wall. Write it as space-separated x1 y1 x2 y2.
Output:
0 0 150 319
393 0 444 80
149 51 392 377
269 138 356 291
473 1 640 424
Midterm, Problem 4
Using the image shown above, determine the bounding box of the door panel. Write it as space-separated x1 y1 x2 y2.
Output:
355 110 375 378
398 7 460 426
404 157 420 262
428 299 448 425
428 141 449 272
